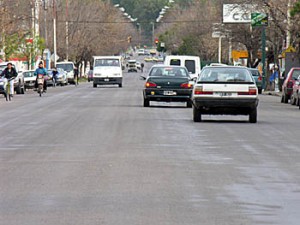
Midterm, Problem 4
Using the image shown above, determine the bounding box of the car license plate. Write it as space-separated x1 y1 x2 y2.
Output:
164 91 177 96
104 78 109 82
215 92 232 97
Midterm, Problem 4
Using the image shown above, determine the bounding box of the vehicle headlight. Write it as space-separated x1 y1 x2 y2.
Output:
113 73 121 76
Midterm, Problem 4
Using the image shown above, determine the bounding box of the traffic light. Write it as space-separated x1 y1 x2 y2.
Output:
155 38 159 45
128 36 132 43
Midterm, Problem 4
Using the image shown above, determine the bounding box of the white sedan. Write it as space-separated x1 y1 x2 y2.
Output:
192 66 259 123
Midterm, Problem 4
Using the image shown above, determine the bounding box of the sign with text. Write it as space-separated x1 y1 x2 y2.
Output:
251 13 268 27
223 4 257 23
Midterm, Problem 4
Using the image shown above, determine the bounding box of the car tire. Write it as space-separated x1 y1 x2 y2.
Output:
93 83 97 88
258 88 262 94
283 92 289 103
296 96 299 106
143 98 150 107
15 84 21 94
249 108 257 123
193 106 202 122
291 94 296 105
187 100 192 108
21 86 25 94
119 83 122 88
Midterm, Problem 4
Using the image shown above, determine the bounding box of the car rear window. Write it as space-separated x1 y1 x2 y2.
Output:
24 72 35 77
199 68 254 83
170 59 181 66
185 60 196 74
150 67 189 77
292 70 300 79
94 59 120 67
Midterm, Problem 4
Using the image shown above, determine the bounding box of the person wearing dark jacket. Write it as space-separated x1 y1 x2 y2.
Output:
1 63 18 97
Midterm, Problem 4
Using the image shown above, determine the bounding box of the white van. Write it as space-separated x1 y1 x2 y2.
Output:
56 61 75 84
164 55 201 79
93 56 123 88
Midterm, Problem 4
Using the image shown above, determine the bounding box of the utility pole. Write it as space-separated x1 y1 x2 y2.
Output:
66 0 69 61
43 0 47 46
53 0 57 67
151 22 155 47
287 0 292 48
218 37 222 63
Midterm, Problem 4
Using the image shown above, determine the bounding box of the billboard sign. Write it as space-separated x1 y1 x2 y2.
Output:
223 4 257 23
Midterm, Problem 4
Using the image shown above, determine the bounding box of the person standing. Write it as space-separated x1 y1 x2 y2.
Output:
74 66 79 86
1 63 18 98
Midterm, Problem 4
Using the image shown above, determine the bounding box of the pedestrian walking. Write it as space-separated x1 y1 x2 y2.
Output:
141 62 144 72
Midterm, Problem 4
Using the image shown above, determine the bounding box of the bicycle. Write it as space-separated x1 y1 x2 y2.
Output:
5 77 15 101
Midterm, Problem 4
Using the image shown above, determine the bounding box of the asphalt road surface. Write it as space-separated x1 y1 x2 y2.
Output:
0 66 300 225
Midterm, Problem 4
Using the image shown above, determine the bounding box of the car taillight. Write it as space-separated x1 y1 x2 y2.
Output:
180 83 193 89
258 76 262 81
194 87 213 95
238 87 257 95
145 82 157 88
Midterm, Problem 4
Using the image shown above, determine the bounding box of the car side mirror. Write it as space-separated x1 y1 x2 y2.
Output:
140 76 146 80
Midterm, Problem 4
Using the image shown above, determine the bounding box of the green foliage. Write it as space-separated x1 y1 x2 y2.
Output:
178 35 199 56
291 1 300 17
1 33 20 60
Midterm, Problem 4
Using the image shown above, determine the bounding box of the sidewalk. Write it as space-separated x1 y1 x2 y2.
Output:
262 90 281 97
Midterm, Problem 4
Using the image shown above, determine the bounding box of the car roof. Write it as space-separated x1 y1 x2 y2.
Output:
202 66 249 69
151 65 186 68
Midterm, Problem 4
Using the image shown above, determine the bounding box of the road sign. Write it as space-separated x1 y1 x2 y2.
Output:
160 42 165 48
251 13 268 27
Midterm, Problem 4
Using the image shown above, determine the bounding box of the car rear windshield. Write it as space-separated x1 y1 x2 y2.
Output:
23 71 35 77
150 67 189 77
94 59 120 67
170 59 181 66
199 68 254 83
56 64 73 72
292 70 300 79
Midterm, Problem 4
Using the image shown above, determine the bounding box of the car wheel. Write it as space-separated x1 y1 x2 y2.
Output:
93 83 97 88
249 108 257 123
283 92 289 103
119 83 122 88
187 100 192 108
296 96 299 106
21 86 25 94
291 94 296 105
193 106 202 122
258 88 262 94
143 98 150 107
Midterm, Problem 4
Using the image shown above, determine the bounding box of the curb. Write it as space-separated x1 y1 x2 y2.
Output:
262 91 281 97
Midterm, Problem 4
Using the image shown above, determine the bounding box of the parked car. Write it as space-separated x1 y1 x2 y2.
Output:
248 68 263 94
281 67 300 103
192 66 259 123
290 75 300 106
47 68 67 86
141 65 193 107
45 70 54 86
23 70 36 90
0 62 25 94
55 68 68 86
0 70 6 98
88 70 93 82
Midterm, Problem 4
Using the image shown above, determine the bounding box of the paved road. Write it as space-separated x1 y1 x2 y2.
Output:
0 67 300 225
